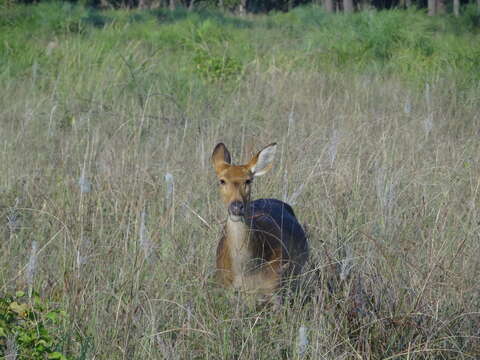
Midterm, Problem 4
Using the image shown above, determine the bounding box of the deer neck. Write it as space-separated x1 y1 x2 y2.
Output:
226 218 252 277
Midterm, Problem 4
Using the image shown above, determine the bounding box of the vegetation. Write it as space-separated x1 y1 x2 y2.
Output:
3 0 480 14
0 292 71 359
1 2 479 358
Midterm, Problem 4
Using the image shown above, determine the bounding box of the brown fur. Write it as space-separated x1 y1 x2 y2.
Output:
215 227 285 295
216 235 234 286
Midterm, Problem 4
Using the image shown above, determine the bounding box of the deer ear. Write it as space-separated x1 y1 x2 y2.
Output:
212 143 231 174
248 143 277 177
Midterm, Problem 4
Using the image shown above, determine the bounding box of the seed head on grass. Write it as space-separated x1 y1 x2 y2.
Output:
327 130 340 168
7 212 20 234
297 325 308 357
7 197 21 237
139 209 153 260
78 172 92 194
26 241 38 297
165 172 174 206
423 83 435 138
423 114 433 138
375 166 397 221
403 98 412 114
287 107 295 139
340 245 354 282
76 236 91 278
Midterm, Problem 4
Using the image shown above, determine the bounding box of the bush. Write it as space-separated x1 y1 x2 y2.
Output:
0 292 70 360
193 47 242 81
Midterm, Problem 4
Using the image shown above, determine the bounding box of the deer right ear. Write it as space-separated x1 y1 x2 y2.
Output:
248 143 277 177
212 143 231 174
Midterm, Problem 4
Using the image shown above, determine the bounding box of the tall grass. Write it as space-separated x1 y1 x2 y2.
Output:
1 2 479 358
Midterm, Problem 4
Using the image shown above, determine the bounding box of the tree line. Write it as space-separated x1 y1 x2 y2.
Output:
5 0 480 17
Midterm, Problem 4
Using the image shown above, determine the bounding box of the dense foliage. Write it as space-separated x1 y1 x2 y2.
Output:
1 0 479 13
1 3 479 86
0 292 71 359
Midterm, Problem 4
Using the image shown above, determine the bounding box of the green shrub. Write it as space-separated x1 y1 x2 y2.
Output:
193 47 242 81
0 292 70 360
0 2 89 35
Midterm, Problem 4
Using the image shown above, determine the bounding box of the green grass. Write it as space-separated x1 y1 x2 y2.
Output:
1 2 480 358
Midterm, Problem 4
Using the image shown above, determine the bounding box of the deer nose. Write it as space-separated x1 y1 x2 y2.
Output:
229 201 245 217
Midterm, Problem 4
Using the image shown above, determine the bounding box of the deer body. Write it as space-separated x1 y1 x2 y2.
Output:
212 143 308 299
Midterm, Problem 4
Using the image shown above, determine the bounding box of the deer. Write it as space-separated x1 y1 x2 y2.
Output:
211 142 309 305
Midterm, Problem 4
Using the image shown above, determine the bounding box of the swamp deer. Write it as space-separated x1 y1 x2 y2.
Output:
212 142 308 303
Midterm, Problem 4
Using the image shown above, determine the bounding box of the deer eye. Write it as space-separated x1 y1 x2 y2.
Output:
219 179 226 185
245 179 252 185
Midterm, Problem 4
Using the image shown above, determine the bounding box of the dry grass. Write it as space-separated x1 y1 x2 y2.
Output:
1 7 480 359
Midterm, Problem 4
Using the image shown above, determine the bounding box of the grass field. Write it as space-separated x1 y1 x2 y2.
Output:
1 2 480 358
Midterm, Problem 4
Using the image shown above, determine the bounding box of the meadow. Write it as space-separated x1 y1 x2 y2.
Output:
1 2 480 358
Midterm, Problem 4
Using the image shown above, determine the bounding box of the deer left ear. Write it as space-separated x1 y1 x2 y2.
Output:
248 143 277 177
212 143 232 174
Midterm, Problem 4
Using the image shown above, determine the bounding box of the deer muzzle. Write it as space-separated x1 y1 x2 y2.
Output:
228 200 245 218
